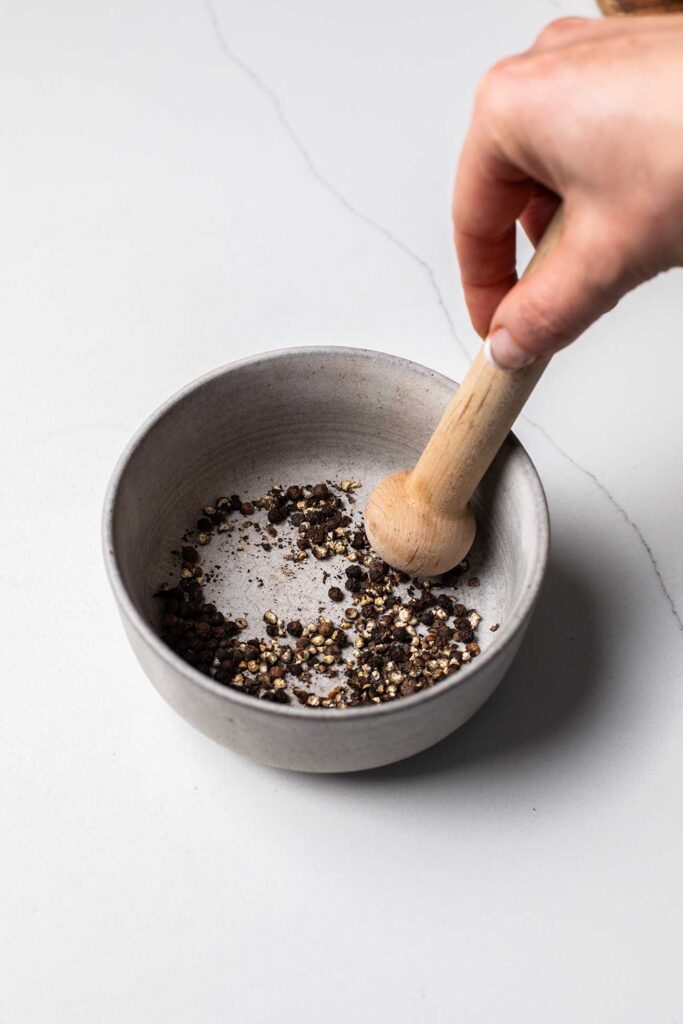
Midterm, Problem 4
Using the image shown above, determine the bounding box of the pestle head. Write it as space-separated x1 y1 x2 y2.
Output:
364 469 476 578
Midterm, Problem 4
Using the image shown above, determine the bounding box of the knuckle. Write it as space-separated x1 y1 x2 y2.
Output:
485 54 523 84
534 16 586 48
516 288 574 348
575 219 637 294
475 56 524 114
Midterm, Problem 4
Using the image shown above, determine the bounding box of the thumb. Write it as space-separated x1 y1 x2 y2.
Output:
486 217 630 370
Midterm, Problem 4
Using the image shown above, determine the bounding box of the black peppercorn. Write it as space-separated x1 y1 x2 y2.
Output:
157 475 484 710
308 525 327 546
267 506 288 524
388 644 409 662
368 558 388 582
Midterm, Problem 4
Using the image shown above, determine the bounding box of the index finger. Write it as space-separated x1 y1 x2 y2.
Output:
452 88 534 338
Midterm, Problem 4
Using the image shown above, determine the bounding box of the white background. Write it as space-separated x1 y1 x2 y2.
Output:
1 1 682 1021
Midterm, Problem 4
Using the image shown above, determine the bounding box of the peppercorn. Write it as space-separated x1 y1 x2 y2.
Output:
388 643 409 663
269 689 291 704
308 525 327 546
345 564 364 579
369 558 388 582
268 506 288 524
157 476 484 709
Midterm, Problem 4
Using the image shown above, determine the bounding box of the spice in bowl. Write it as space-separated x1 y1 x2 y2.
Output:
154 480 487 709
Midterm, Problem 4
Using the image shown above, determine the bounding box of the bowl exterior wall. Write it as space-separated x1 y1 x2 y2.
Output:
120 604 531 772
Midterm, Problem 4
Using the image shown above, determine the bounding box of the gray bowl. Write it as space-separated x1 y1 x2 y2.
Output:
103 347 549 772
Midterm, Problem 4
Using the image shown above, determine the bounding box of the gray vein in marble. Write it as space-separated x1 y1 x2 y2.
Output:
204 0 470 367
527 417 683 632
203 0 681 635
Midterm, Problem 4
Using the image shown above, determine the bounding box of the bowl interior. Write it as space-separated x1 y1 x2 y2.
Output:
108 348 547 700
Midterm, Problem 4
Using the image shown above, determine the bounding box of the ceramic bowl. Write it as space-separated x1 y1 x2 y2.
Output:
103 347 549 772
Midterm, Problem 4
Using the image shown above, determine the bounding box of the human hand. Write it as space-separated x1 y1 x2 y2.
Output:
452 15 683 369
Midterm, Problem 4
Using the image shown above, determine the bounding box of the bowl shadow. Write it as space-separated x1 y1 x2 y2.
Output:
314 548 601 781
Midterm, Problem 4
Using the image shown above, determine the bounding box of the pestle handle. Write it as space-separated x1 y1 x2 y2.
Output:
407 209 564 515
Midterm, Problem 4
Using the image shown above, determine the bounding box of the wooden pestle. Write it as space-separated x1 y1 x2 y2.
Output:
364 210 563 576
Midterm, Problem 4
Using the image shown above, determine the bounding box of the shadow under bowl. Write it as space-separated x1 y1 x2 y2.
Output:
103 347 549 772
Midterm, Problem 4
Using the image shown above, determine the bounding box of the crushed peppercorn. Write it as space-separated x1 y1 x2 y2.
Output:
154 479 490 709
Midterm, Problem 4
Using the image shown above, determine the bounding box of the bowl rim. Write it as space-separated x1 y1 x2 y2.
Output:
103 345 550 722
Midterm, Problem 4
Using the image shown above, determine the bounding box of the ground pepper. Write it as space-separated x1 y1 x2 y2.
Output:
155 479 488 709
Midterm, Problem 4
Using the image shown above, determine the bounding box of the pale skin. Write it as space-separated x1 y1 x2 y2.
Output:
453 15 683 370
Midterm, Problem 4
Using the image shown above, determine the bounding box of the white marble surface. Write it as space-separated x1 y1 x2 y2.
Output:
1 1 682 1020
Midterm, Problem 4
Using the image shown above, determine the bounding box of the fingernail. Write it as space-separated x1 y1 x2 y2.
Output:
485 328 535 371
